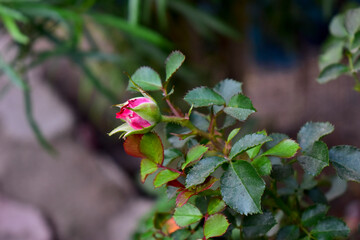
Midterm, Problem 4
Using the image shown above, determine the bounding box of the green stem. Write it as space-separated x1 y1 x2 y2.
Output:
346 52 360 91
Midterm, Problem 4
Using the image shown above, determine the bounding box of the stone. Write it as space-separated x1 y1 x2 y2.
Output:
0 195 52 240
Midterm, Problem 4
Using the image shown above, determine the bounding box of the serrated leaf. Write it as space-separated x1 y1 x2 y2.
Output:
173 204 203 227
242 212 277 238
301 204 329 227
164 148 182 166
271 164 294 180
227 128 240 142
351 31 360 51
311 217 350 240
181 145 208 170
186 156 226 188
325 176 347 201
298 141 329 176
319 39 344 71
140 132 164 165
329 14 348 38
220 160 265 215
140 158 158 183
123 134 144 158
246 130 267 159
224 94 256 121
297 122 334 152
266 133 289 149
329 145 360 182
184 87 225 107
252 156 272 176
128 66 162 91
189 111 210 132
229 133 272 160
213 79 242 103
171 229 191 240
177 178 217 207
262 139 299 158
204 213 229 239
153 169 180 188
277 225 300 240
345 8 360 36
317 63 349 84
207 198 226 215
165 50 185 82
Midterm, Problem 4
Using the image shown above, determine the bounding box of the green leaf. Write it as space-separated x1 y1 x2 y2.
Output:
229 133 272 160
128 66 162 91
140 158 158 183
207 198 226 215
171 229 191 240
297 122 334 152
345 8 360 36
242 212 277 238
173 204 203 227
213 79 242 103
266 133 289 149
164 148 183 166
277 225 300 240
319 39 344 71
311 217 350 240
246 130 268 159
153 169 180 188
220 160 265 215
224 94 256 121
329 145 360 182
181 145 208 170
298 141 329 176
186 156 226 188
329 14 348 38
204 213 229 239
165 50 185 81
262 139 300 158
184 87 226 107
227 128 240 142
325 176 347 201
140 133 164 165
190 111 209 132
301 204 329 227
252 156 272 176
351 31 360 51
1 15 29 44
317 63 349 84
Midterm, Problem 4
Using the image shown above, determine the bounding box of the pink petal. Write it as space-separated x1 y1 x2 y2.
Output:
127 112 151 130
127 97 152 108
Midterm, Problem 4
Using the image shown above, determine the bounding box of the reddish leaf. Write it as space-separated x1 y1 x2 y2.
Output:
167 180 185 188
164 217 181 234
176 177 218 207
176 190 195 207
123 134 144 158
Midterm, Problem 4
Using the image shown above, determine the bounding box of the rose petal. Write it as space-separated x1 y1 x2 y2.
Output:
127 97 152 108
127 112 151 129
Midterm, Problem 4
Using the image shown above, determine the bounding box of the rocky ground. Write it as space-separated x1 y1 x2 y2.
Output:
0 64 153 240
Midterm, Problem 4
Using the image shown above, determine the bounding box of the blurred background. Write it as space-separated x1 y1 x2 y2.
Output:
0 0 360 239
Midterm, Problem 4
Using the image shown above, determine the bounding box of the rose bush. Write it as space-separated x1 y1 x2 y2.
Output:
109 51 360 240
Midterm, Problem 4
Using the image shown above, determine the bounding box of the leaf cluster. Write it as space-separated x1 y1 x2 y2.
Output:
117 51 360 240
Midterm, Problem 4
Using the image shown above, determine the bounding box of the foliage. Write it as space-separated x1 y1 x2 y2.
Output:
317 6 360 92
110 51 359 239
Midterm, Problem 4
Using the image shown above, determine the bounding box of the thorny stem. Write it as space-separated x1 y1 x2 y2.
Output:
161 87 182 117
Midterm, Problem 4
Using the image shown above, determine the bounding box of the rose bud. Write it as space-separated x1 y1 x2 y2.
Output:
108 97 161 138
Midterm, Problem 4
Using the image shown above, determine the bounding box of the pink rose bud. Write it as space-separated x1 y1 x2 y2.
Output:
109 97 161 138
